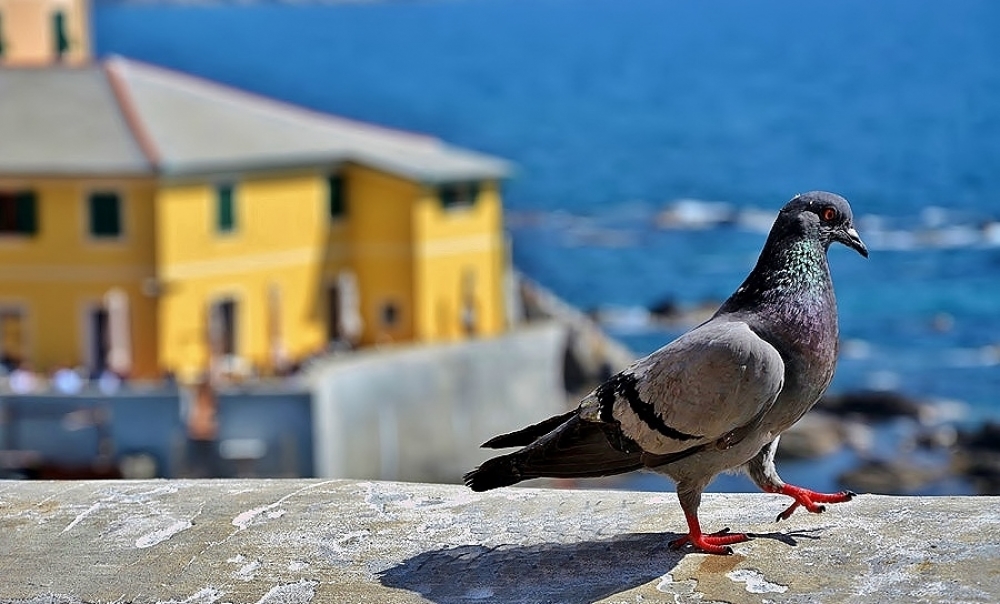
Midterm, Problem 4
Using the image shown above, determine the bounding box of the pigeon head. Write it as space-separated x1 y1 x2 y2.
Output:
778 191 868 258
720 191 868 313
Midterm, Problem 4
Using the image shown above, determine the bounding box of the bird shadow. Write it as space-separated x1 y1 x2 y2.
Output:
750 525 828 546
377 527 828 604
378 532 683 604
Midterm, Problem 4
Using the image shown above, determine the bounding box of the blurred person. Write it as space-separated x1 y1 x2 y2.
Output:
8 362 39 394
184 376 221 477
52 365 84 394
97 368 122 395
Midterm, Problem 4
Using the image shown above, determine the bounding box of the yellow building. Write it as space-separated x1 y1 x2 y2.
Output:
0 0 511 381
0 0 91 67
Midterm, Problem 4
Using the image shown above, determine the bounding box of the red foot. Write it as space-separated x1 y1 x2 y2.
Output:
670 512 752 555
669 528 752 555
771 484 856 522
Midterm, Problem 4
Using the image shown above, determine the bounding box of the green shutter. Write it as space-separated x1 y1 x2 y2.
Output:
217 184 235 232
328 175 346 219
440 185 458 209
53 12 69 58
15 191 37 235
439 182 480 210
89 193 121 237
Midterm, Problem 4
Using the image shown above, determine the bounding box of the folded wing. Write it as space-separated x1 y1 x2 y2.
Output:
581 319 785 455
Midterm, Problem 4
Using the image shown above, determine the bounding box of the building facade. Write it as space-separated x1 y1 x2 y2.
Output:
0 0 511 381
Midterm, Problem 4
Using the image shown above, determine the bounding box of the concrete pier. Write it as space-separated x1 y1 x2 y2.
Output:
1 479 998 603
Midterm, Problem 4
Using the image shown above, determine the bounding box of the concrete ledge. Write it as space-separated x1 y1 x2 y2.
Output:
1 480 998 603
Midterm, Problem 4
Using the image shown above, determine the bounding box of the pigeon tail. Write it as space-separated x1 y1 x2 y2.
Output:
481 410 577 449
465 414 645 491
464 454 524 491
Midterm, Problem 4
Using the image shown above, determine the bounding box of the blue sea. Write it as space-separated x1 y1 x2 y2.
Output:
95 0 1000 492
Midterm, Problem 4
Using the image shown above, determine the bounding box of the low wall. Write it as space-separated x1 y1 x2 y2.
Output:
308 322 568 483
2 323 567 483
0 387 313 479
1 479 998 603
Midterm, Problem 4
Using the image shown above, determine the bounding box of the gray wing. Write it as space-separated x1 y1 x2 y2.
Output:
579 318 784 455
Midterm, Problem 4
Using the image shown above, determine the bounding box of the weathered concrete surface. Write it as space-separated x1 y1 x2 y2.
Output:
309 322 569 483
1 479 998 603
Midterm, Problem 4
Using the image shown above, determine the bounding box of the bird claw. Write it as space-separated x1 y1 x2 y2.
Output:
669 528 752 555
775 486 856 522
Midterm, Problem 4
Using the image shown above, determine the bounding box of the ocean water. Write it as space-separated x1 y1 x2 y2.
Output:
94 0 1000 491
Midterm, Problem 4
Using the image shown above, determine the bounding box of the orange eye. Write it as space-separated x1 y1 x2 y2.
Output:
820 207 837 222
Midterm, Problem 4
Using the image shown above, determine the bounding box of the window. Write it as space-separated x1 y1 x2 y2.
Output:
210 299 237 356
380 301 399 327
0 308 25 370
88 192 122 238
0 190 38 235
216 184 236 233
89 307 110 374
439 182 480 210
327 284 342 342
218 300 236 355
461 269 478 336
327 174 346 220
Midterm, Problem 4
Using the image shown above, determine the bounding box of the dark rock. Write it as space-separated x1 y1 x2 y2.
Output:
955 421 1000 452
817 390 926 422
562 334 591 394
914 425 959 450
951 423 1000 494
648 297 680 320
952 450 1000 495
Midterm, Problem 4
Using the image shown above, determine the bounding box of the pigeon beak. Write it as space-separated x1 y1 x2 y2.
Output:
839 226 869 258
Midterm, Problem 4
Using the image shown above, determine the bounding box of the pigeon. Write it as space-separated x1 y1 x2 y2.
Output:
465 191 868 555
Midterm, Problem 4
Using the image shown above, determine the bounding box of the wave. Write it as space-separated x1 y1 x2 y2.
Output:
591 302 723 334
509 198 1000 252
654 198 735 229
655 199 1000 251
865 225 1000 251
942 345 1000 368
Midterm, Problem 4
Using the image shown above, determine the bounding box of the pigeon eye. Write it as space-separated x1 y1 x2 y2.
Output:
820 207 838 222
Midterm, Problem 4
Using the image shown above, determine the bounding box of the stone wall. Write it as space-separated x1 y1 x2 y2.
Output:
1 479 997 603
0 387 313 479
308 322 568 483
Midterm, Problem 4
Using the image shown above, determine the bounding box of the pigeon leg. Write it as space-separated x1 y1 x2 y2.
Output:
669 513 752 555
747 438 856 522
771 485 856 521
669 489 751 555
